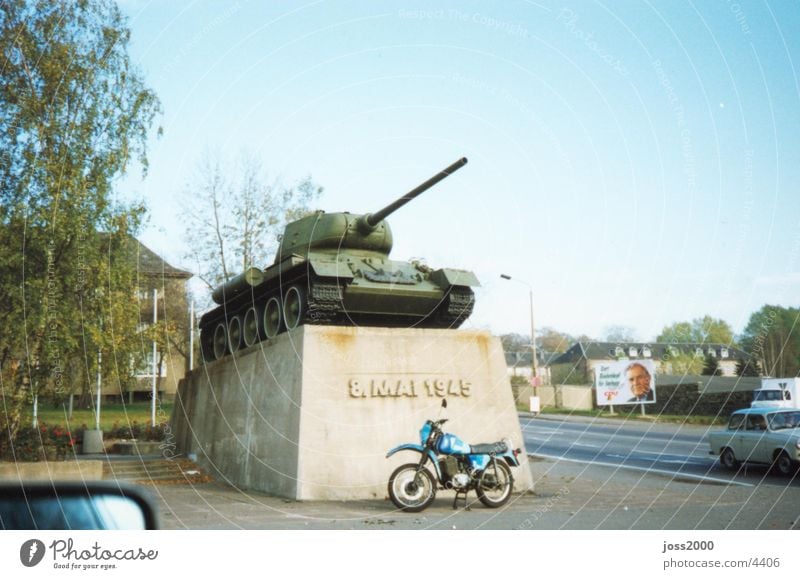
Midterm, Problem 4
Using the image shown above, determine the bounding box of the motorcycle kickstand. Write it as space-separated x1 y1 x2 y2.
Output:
452 490 471 511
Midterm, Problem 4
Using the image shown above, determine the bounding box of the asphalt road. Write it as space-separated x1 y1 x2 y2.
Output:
142 413 800 530
521 413 800 488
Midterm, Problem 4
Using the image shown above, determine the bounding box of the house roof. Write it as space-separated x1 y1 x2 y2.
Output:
132 238 192 279
550 341 750 365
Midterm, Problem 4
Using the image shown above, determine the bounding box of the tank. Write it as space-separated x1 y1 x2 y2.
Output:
199 157 479 362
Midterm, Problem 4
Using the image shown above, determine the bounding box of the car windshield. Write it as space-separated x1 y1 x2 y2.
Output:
754 390 784 401
767 411 800 431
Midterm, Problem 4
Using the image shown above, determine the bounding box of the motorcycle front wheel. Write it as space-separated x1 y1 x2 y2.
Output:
388 463 437 512
476 460 513 508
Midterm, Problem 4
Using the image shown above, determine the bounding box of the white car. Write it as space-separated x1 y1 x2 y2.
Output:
708 408 800 476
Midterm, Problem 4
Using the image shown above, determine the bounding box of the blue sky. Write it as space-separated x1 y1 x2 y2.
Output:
117 0 800 342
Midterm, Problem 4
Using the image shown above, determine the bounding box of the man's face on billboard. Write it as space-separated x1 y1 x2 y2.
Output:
627 365 651 397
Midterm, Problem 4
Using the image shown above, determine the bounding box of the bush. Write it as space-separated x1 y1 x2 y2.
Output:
1 423 76 462
107 420 167 441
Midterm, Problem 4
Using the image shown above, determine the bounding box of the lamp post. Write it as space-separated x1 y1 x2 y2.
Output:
500 274 538 396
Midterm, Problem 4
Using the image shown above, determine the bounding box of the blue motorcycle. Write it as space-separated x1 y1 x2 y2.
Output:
386 400 522 512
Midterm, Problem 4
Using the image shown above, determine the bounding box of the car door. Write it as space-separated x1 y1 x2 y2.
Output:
720 413 745 455
739 413 770 464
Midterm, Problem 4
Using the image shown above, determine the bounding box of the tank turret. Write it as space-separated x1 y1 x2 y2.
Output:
200 158 478 362
275 157 468 261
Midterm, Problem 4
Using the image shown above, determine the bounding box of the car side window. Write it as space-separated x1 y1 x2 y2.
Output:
728 414 745 430
746 415 766 431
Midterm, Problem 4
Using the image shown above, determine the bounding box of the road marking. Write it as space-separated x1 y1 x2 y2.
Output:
521 422 707 446
631 450 711 462
529 452 754 487
603 452 710 466
570 442 600 448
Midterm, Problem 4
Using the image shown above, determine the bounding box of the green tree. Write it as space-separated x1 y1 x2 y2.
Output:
701 354 723 376
661 347 704 375
500 333 530 352
0 0 160 453
183 152 323 299
537 327 575 353
740 305 800 377
657 316 734 345
502 328 582 355
735 357 761 377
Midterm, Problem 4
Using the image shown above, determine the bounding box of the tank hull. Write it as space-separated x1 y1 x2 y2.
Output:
199 254 478 362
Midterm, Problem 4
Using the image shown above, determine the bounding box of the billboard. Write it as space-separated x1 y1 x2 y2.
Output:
595 359 656 406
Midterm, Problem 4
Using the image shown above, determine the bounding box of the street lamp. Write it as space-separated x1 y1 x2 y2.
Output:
500 274 538 395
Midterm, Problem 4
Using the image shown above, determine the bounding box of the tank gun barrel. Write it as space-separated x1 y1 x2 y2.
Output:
363 157 468 228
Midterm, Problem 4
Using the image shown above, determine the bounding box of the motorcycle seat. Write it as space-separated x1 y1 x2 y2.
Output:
470 442 508 455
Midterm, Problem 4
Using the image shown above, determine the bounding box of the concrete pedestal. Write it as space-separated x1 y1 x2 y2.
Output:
172 326 532 500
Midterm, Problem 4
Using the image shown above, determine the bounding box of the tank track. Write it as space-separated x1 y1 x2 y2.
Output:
434 286 475 328
200 281 475 362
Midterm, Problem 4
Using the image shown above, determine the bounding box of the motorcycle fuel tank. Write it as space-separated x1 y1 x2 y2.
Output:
437 433 471 455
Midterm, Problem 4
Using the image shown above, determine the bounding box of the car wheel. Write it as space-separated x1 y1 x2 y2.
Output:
773 451 796 476
720 448 739 470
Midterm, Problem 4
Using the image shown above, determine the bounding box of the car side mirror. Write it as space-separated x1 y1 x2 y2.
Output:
0 482 159 530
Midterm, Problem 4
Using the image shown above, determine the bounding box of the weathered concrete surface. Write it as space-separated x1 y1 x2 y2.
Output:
0 460 103 481
172 326 532 500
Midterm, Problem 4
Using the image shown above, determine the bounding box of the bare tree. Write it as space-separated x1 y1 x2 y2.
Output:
602 325 638 343
183 151 323 301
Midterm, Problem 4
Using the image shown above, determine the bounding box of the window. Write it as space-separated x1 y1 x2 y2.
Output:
728 414 745 430
134 353 167 378
754 390 786 402
642 347 652 358
695 347 704 357
628 347 638 357
707 348 717 357
720 347 729 359
746 415 767 431
768 412 797 430
615 346 625 357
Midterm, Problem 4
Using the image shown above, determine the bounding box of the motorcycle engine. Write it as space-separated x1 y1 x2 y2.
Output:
452 473 470 489
440 457 471 489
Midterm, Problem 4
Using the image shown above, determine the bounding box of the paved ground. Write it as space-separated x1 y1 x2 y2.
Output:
141 452 800 530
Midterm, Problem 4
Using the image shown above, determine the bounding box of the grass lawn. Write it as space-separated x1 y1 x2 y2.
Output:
20 401 173 432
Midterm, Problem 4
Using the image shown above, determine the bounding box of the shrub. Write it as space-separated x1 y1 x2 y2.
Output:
1 423 76 461
107 420 167 441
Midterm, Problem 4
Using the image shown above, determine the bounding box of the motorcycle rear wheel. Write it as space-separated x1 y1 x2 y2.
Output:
476 460 513 508
388 463 437 512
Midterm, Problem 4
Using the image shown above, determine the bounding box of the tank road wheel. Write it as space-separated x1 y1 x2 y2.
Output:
212 322 228 360
282 285 306 330
200 329 215 362
242 307 259 348
262 296 283 339
227 315 243 353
